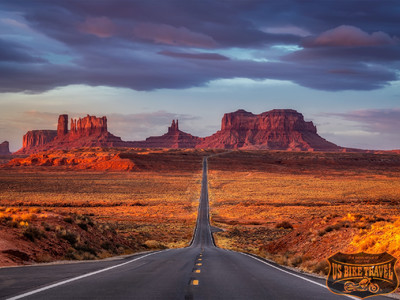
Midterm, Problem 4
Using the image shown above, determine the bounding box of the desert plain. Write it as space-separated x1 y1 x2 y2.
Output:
1 148 400 282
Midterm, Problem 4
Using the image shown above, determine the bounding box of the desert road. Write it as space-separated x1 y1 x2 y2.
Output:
0 158 392 299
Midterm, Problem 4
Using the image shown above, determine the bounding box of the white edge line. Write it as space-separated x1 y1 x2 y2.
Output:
7 249 170 300
239 252 359 300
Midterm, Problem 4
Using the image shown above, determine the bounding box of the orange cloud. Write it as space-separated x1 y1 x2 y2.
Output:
304 25 398 47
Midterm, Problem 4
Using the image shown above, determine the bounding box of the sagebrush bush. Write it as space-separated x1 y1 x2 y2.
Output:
78 222 88 231
312 260 329 275
276 221 293 230
23 226 46 242
63 216 73 223
58 230 78 245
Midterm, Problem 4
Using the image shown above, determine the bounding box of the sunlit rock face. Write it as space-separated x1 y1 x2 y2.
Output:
17 115 126 154
21 130 58 153
16 110 342 153
197 109 341 151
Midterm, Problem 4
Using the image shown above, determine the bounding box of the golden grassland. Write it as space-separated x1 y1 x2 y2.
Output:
0 170 201 247
2 148 400 277
207 150 400 276
0 148 211 265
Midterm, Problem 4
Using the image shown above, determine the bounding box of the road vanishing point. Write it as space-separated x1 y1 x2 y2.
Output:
0 158 392 299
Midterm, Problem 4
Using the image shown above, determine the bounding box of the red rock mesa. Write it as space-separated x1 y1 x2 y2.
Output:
16 109 345 153
198 109 340 151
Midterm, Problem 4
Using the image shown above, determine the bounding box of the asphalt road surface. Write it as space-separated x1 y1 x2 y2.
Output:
0 158 392 299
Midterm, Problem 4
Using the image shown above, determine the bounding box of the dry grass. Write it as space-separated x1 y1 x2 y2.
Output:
0 148 212 265
0 170 201 250
208 150 400 276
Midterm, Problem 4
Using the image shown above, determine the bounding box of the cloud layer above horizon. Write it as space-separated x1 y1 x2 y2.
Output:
0 0 399 93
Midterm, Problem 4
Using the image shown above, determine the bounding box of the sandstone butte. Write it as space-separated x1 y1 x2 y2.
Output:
15 109 348 154
196 109 341 151
17 115 127 154
0 141 11 155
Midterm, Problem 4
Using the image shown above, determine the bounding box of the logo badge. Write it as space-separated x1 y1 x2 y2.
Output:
326 252 398 299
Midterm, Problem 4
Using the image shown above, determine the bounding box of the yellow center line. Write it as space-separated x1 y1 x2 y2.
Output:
192 279 199 286
196 263 202 266
195 269 201 273
198 258 202 261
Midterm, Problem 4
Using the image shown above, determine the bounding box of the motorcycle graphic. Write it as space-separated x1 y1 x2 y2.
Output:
344 277 380 294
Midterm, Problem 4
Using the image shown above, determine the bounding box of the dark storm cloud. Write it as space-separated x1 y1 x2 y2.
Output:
0 39 45 63
0 0 399 93
158 51 229 60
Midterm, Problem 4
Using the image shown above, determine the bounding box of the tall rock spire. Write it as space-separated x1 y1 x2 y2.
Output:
57 114 68 136
168 119 179 133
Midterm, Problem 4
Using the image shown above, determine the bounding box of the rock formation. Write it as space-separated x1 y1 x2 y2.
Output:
16 109 345 154
70 115 108 137
16 115 125 154
133 119 201 148
197 109 341 151
0 141 11 155
21 130 58 153
57 115 68 136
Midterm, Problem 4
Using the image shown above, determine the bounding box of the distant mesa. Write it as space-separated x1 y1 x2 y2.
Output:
134 119 201 149
22 130 58 153
16 114 125 154
0 141 11 155
197 109 341 151
15 109 350 154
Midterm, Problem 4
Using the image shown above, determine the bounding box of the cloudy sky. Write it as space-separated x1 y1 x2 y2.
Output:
1 0 399 151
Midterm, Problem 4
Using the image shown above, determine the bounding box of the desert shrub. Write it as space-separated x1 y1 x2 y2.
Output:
55 225 64 231
230 228 241 237
101 241 114 251
359 236 377 250
19 221 29 227
77 222 88 231
59 231 78 245
35 253 53 263
0 213 12 223
144 240 159 249
274 253 289 266
9 220 19 228
322 225 336 234
64 248 78 260
312 260 329 275
290 255 303 267
41 222 52 231
23 226 46 242
74 243 97 256
82 252 96 260
276 221 293 230
14 213 34 222
29 207 41 213
76 215 94 227
319 221 350 236
144 240 166 249
63 216 74 224
5 207 19 213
